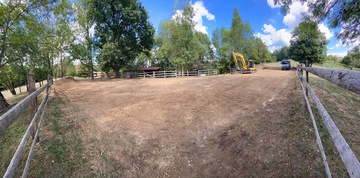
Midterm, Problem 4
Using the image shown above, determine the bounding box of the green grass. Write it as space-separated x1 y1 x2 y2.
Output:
0 94 91 177
314 60 350 70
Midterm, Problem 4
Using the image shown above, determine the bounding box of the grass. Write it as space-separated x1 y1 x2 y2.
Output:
0 93 31 176
314 60 350 70
0 93 91 177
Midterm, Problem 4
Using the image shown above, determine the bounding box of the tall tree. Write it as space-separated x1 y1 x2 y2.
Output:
212 27 232 73
289 21 327 66
54 0 74 78
275 0 360 44
156 4 201 72
230 8 252 57
90 0 155 78
72 0 95 79
0 0 56 110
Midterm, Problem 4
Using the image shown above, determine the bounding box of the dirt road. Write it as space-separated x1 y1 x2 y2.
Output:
53 69 322 177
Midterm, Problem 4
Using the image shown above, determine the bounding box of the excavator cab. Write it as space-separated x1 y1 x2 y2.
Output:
232 52 257 74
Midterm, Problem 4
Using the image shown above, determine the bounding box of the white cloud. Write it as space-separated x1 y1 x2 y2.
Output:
172 1 215 34
192 1 215 34
282 1 308 29
267 0 281 8
318 23 333 39
255 24 292 52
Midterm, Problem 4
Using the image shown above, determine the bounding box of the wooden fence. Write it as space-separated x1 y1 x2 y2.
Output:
135 69 218 78
0 74 53 178
297 67 360 178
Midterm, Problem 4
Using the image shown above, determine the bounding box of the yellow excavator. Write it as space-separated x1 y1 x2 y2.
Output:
232 52 257 74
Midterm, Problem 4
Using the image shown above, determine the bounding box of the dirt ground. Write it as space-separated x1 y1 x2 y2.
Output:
52 69 323 177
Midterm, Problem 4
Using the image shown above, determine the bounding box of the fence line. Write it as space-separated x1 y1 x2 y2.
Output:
299 67 360 95
298 70 332 178
1 74 53 178
135 69 218 79
297 67 360 178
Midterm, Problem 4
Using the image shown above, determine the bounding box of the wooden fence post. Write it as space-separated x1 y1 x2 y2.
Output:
153 71 155 78
27 73 38 141
164 70 166 78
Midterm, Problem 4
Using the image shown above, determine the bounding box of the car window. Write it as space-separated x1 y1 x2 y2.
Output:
281 61 289 64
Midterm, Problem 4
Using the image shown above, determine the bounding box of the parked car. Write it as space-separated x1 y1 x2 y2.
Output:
281 60 291 70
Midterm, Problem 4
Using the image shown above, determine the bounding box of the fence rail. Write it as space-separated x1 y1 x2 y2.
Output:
135 69 218 78
1 74 53 178
297 67 360 178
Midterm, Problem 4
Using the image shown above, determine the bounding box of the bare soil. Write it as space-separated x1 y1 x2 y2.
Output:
52 69 323 177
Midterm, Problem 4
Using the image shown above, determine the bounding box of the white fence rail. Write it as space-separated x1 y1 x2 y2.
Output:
135 69 218 78
297 67 360 178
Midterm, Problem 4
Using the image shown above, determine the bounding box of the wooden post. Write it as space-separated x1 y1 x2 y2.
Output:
305 61 309 97
153 71 155 78
143 71 145 78
164 70 166 78
27 74 38 141
187 70 189 77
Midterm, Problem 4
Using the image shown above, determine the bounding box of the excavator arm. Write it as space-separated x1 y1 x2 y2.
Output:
232 52 256 74
232 52 248 70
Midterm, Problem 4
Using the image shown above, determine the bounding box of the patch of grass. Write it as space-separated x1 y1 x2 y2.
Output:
314 61 350 70
0 94 91 177
26 97 91 177
0 93 32 176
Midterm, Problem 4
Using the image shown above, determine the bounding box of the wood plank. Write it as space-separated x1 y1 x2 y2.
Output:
300 67 360 95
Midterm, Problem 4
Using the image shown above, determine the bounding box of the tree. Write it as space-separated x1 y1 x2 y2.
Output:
289 21 327 66
0 64 27 95
212 28 232 73
155 4 201 72
0 0 56 110
72 0 95 79
230 8 252 58
326 55 338 64
91 0 155 78
348 45 360 69
275 0 360 44
273 46 290 61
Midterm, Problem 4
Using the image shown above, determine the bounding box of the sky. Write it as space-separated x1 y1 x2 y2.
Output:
138 0 358 57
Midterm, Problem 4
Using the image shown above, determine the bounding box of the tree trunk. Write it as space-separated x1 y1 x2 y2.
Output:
9 88 16 95
114 70 120 78
0 92 9 110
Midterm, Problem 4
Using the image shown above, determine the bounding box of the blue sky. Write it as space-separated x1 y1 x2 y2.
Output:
138 0 356 57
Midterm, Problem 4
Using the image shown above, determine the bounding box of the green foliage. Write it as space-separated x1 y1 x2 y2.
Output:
275 0 360 44
0 64 27 95
155 4 202 71
230 8 253 60
289 21 327 66
91 0 155 77
342 45 360 69
212 28 233 73
97 43 124 77
273 46 290 61
341 55 352 67
72 0 95 79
